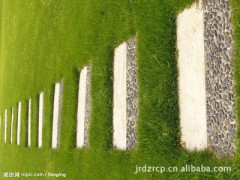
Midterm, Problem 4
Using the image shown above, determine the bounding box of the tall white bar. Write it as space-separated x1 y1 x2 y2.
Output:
17 102 21 145
38 92 44 148
10 107 14 144
4 109 7 143
52 82 62 149
177 0 207 150
28 99 31 147
113 42 127 150
76 67 88 148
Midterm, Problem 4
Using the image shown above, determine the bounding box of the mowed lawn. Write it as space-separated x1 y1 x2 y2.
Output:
0 0 240 179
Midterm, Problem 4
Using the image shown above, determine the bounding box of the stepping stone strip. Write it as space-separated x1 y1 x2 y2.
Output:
4 109 7 143
52 81 63 149
0 116 1 142
113 37 138 150
77 66 91 148
10 107 14 144
177 1 207 150
28 99 31 147
177 0 236 157
17 102 21 145
38 92 44 148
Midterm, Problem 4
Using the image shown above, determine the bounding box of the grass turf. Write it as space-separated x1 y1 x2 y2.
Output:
0 0 239 179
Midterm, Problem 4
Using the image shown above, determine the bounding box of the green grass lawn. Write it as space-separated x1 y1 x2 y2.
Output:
0 0 240 179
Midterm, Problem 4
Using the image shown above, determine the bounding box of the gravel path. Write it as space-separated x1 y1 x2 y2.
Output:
126 37 138 150
204 0 236 157
83 66 92 147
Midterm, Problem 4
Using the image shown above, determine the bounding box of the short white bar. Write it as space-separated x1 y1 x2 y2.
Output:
17 102 21 145
177 0 207 150
4 109 7 143
28 99 31 147
10 107 14 144
52 82 62 149
113 42 127 150
76 66 88 148
38 92 44 148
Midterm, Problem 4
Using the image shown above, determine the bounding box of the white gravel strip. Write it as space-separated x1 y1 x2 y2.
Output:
113 42 127 150
177 0 207 150
38 92 44 148
4 109 7 143
28 99 31 147
10 107 14 144
77 66 88 148
52 82 63 149
17 102 21 145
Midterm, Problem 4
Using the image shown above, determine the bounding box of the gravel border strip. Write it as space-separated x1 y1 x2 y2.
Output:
126 37 138 150
204 0 236 157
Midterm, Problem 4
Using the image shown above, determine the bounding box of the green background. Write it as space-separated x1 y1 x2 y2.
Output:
0 0 240 179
